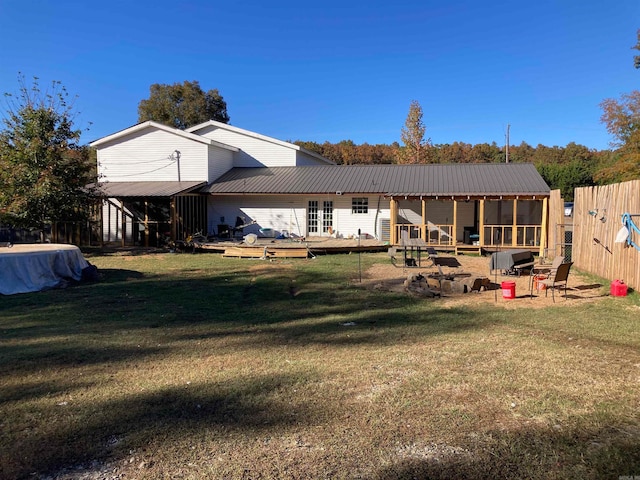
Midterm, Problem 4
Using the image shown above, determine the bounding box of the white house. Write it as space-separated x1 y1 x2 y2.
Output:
90 121 551 253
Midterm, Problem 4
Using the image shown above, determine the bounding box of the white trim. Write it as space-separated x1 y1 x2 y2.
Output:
187 120 334 164
90 121 239 151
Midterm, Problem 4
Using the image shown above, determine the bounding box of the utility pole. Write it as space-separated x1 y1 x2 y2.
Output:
505 124 510 163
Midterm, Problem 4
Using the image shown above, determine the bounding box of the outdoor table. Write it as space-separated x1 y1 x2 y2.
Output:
401 237 428 267
489 249 534 275
0 244 89 295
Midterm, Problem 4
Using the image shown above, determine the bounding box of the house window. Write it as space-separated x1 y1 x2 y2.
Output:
352 197 368 214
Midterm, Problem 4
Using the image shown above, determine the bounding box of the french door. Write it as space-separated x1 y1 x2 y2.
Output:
308 200 333 236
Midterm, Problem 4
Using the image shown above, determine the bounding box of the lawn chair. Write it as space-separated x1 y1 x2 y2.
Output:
535 262 573 302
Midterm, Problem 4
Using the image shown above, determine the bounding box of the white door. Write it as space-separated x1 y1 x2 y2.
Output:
308 200 333 236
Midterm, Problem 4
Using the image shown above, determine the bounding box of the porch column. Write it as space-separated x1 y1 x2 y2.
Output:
453 199 458 246
421 198 427 241
120 199 126 248
540 197 548 258
170 196 177 242
390 197 398 244
479 199 485 246
99 200 104 247
512 199 517 247
144 200 149 248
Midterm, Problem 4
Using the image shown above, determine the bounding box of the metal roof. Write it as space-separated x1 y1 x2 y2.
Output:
202 164 550 197
93 181 207 197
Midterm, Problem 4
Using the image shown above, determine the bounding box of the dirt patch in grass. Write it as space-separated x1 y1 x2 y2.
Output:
358 254 609 309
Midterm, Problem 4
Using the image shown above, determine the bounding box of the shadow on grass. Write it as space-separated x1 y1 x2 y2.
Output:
1 264 491 347
374 421 640 480
1 372 319 479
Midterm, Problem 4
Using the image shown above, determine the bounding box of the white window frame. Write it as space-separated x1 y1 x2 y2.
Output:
351 197 369 214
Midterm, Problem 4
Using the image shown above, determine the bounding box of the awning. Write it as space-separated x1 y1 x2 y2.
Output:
90 181 207 197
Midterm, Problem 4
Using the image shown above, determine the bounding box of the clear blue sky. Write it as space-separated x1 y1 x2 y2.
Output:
1 1 638 150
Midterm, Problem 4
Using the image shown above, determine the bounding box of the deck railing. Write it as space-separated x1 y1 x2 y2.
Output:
484 224 542 247
395 224 454 246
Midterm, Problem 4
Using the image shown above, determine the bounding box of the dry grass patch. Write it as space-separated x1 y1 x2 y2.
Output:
0 251 638 479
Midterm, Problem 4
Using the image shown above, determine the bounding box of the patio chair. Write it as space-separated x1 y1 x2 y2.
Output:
529 255 565 294
535 262 573 302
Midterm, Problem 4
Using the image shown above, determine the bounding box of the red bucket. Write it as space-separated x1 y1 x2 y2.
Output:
501 281 516 299
534 275 547 291
611 280 628 297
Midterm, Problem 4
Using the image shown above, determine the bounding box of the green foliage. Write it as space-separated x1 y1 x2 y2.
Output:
537 160 594 200
0 75 95 230
137 80 229 129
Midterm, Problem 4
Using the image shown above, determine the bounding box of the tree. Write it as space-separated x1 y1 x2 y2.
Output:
0 75 95 237
633 29 640 69
398 100 430 163
599 90 640 182
138 80 229 129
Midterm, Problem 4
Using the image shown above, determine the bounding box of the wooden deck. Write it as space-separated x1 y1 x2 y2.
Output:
200 237 388 259
196 236 540 259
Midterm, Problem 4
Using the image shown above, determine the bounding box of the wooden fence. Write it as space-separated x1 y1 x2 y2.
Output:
573 180 640 291
547 189 565 258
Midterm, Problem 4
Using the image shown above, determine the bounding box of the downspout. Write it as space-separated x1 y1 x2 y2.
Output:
374 195 381 239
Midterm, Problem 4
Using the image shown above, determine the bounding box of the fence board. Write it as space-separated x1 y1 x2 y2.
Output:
573 180 640 291
548 189 564 258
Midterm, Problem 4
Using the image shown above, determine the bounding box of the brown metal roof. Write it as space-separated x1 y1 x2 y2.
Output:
93 181 207 197
202 164 550 197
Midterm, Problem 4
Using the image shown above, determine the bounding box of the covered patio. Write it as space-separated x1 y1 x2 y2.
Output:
389 195 549 255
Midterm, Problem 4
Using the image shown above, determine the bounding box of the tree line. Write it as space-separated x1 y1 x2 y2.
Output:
2 24 640 234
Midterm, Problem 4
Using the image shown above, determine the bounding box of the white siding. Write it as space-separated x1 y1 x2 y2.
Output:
195 125 328 167
208 145 234 182
296 150 329 166
207 194 390 240
97 128 209 182
330 195 389 239
208 195 308 237
197 126 296 167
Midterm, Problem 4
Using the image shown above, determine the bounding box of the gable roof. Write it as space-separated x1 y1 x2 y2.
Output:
203 163 550 197
186 120 334 165
90 121 238 151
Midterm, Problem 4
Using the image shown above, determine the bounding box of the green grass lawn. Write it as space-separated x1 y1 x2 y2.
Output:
1 251 639 479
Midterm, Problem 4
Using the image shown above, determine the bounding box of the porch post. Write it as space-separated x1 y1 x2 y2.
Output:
170 196 177 242
120 199 126 248
540 197 548 258
512 199 517 247
144 200 149 248
421 198 427 241
452 199 458 246
99 200 104 247
390 197 398 244
479 199 485 246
